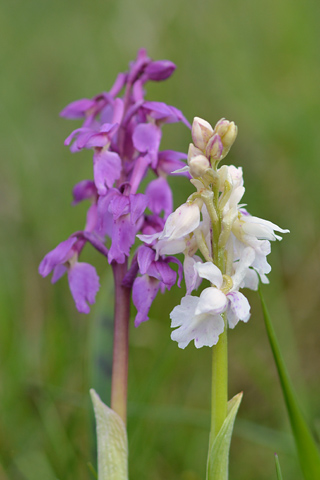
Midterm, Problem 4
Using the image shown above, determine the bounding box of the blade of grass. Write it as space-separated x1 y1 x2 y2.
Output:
275 453 283 480
259 286 320 480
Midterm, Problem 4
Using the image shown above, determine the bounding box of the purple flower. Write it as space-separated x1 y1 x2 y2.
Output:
39 237 100 314
40 49 189 316
132 245 183 326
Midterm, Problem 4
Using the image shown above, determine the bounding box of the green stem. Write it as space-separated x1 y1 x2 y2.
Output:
210 313 228 441
111 261 131 424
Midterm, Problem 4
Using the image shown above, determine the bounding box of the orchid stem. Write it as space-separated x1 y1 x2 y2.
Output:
111 261 131 424
210 313 228 444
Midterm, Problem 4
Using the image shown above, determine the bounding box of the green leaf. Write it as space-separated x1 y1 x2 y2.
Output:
206 392 243 480
275 453 283 480
259 288 320 480
90 389 128 480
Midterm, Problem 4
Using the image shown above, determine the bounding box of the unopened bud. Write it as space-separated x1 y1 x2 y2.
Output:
187 143 204 165
214 118 238 155
189 155 210 178
205 133 223 159
191 117 214 151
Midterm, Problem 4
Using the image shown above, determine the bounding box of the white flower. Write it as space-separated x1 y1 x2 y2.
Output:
170 295 225 348
170 249 254 349
231 209 289 285
159 201 202 241
233 209 289 243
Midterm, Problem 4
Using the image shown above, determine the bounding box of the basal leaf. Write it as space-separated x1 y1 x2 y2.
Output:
90 389 128 480
206 392 243 480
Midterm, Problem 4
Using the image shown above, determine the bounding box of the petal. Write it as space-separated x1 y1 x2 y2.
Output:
68 262 100 314
72 180 97 204
60 98 96 119
93 150 122 194
39 237 77 277
108 193 130 220
242 268 259 291
85 204 98 232
137 231 161 245
170 295 224 349
108 214 136 264
226 291 251 328
132 275 160 326
145 177 173 219
142 101 191 128
109 72 127 97
132 123 161 153
242 215 290 240
149 260 177 287
64 127 93 148
51 264 67 283
194 262 223 288
159 202 201 241
132 123 162 167
129 193 148 224
155 237 187 258
137 245 155 274
97 190 117 237
184 255 202 295
231 247 255 291
195 287 227 315
156 150 188 176
166 256 183 287
145 60 176 81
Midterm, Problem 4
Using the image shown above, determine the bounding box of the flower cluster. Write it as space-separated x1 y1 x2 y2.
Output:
140 117 289 348
39 49 189 319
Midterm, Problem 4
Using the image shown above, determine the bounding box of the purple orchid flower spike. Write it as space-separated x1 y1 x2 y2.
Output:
39 50 189 422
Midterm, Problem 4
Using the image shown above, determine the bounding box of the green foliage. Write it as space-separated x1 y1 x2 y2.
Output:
259 288 320 480
90 389 128 480
275 454 284 480
206 393 242 480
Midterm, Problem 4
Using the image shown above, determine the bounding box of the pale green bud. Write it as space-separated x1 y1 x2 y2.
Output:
214 118 238 154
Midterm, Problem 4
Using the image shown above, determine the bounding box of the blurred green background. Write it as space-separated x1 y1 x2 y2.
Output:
1 0 320 479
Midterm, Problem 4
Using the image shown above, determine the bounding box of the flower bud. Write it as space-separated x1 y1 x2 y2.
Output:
187 143 204 165
214 118 238 154
205 133 223 160
191 117 214 151
145 60 176 81
189 155 210 178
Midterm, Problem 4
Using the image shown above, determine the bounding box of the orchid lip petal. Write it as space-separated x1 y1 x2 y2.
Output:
195 287 227 315
194 262 223 288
